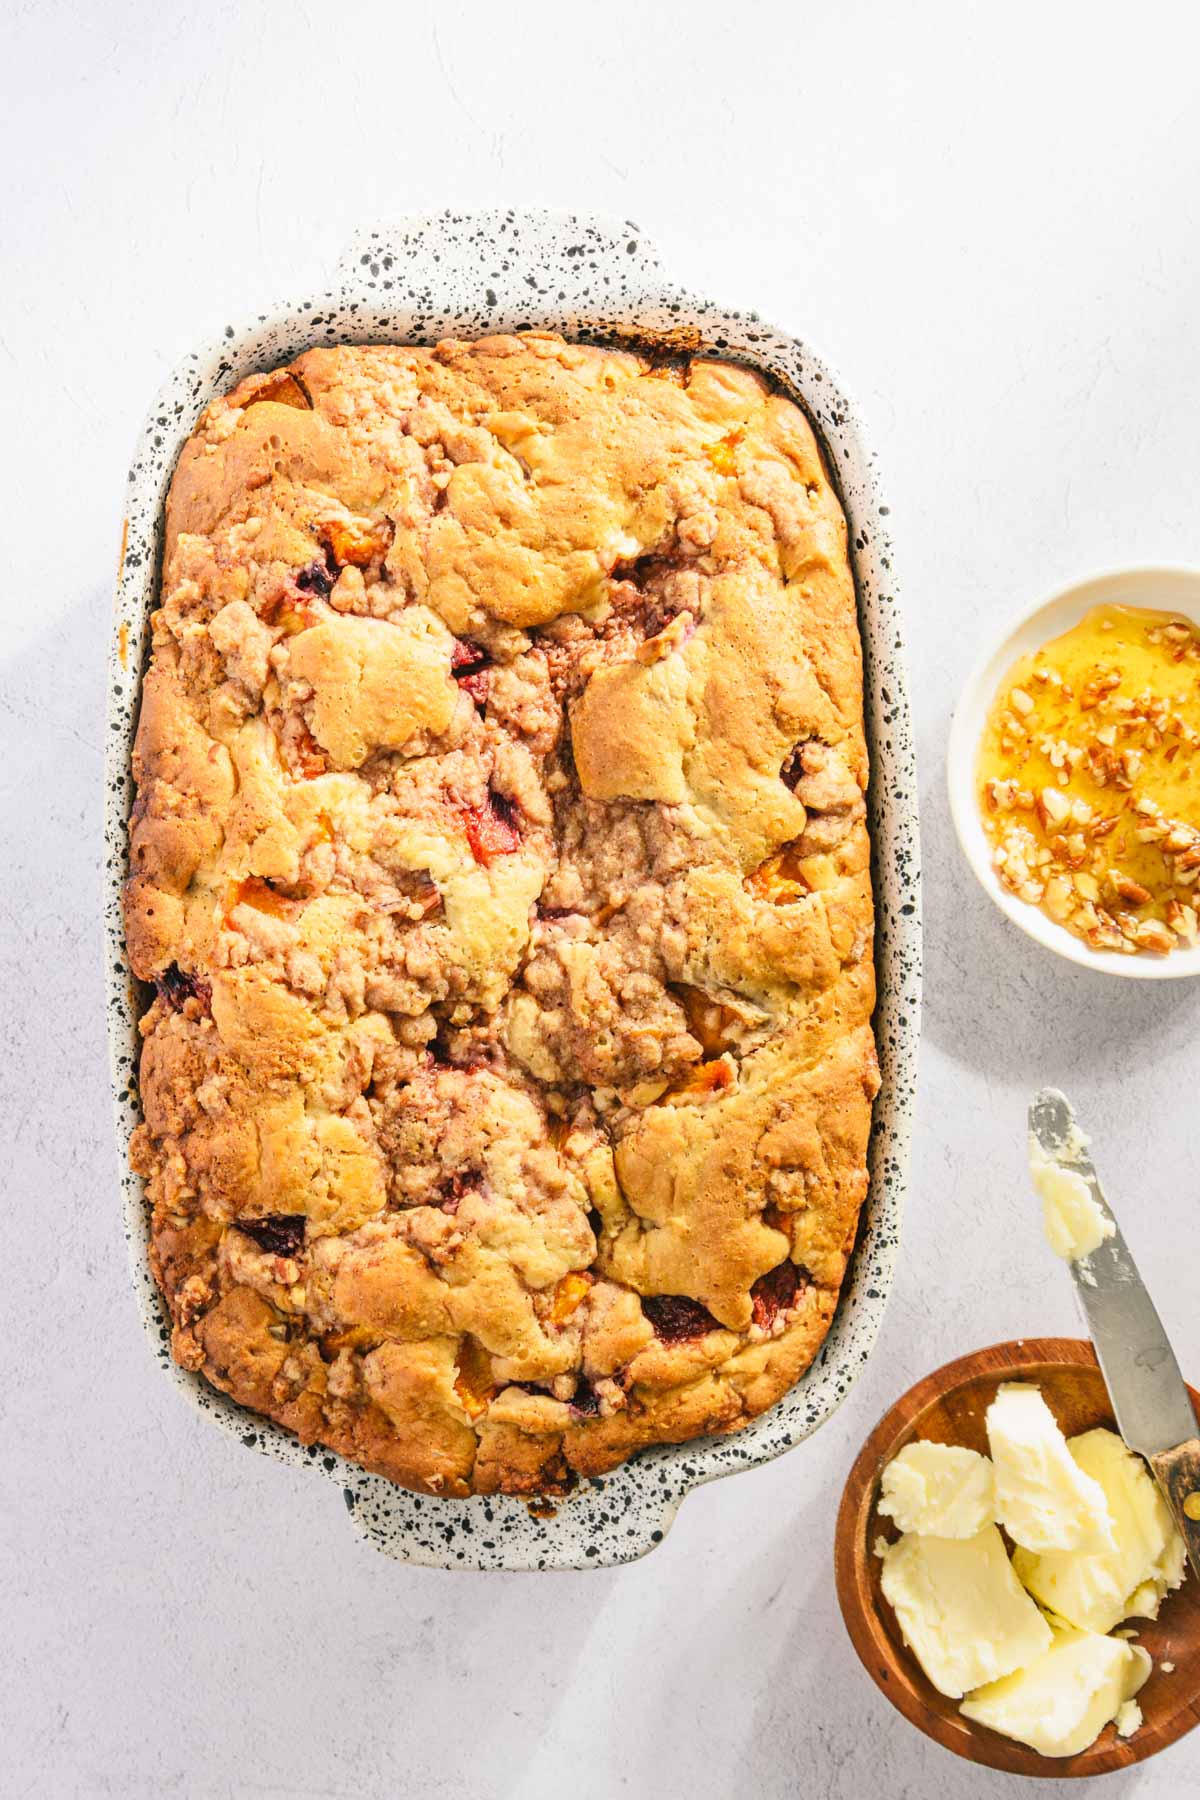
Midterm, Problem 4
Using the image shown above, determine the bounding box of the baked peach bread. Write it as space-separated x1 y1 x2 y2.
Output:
124 333 879 1497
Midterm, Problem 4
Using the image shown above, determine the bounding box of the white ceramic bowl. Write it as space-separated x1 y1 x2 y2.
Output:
105 210 921 1567
948 564 1200 980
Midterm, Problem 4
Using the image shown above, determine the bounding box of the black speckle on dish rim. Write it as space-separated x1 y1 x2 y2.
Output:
103 210 920 1573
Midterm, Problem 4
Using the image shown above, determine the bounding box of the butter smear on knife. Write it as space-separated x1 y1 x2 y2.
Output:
1029 1133 1114 1261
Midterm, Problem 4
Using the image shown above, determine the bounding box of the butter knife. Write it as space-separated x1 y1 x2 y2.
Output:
1029 1086 1200 1581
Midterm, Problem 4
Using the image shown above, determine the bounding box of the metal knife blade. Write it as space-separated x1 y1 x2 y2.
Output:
1028 1087 1197 1460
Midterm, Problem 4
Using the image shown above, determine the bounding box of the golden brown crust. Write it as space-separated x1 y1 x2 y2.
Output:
125 334 878 1497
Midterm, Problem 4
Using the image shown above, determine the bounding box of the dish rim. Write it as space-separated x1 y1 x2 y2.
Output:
103 209 922 1569
947 562 1200 981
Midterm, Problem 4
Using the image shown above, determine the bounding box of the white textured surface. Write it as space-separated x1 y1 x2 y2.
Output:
3 2 1200 1794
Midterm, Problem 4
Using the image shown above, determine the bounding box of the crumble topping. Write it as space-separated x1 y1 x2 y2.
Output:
125 334 877 1497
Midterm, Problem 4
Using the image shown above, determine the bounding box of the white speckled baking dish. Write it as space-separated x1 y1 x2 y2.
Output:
104 211 921 1570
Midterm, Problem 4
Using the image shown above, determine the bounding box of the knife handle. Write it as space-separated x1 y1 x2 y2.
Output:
1149 1438 1200 1582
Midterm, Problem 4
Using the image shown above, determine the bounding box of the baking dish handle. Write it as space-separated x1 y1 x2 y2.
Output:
335 211 667 311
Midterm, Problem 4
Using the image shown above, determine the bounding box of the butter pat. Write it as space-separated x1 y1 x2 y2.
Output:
1030 1138 1114 1261
877 1442 995 1539
1013 1428 1187 1633
879 1526 1052 1698
987 1384 1115 1554
960 1621 1151 1758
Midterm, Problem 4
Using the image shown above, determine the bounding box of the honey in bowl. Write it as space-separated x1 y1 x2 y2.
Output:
977 604 1200 955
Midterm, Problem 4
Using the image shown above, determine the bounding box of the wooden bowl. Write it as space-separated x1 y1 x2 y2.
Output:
835 1338 1200 1776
